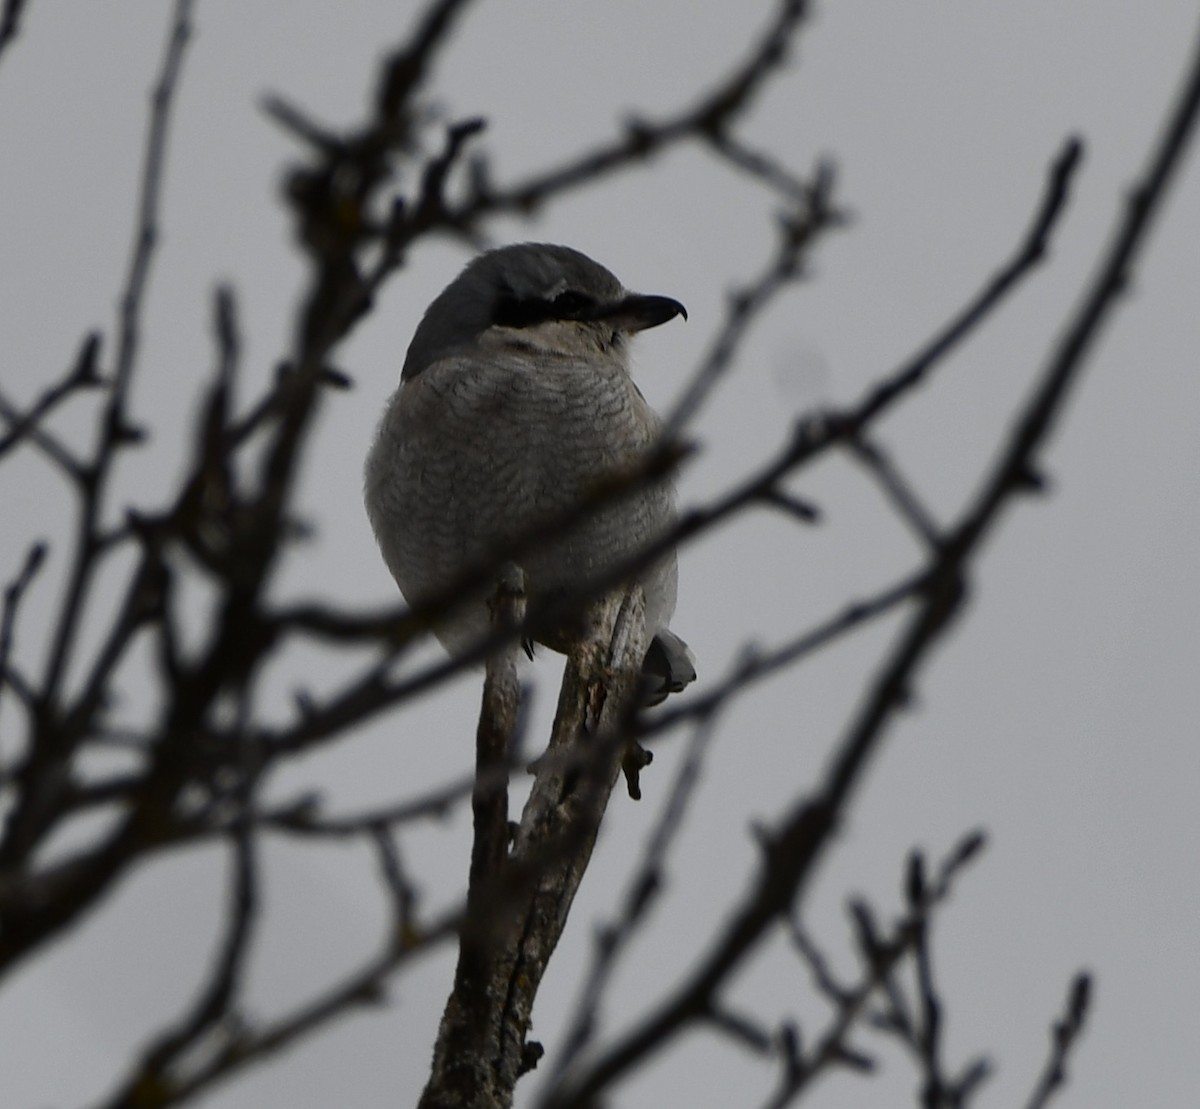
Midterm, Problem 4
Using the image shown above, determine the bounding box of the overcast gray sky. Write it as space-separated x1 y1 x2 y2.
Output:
1 2 1198 1107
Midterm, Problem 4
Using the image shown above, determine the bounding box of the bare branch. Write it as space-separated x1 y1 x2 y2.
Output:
444 0 815 227
420 588 648 1107
847 434 943 551
762 832 990 1109
644 569 925 743
1023 974 1093 1109
0 331 101 467
370 825 421 947
40 0 194 704
665 162 845 436
101 788 261 1106
855 136 1085 426
420 570 527 1101
0 541 46 736
541 31 1200 1083
0 0 195 890
706 1004 775 1056
0 0 27 69
96 912 462 1109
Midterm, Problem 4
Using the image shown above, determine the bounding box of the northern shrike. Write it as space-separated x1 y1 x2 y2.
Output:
364 243 695 703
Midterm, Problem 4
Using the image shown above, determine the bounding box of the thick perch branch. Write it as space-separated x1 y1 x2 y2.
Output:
419 587 648 1108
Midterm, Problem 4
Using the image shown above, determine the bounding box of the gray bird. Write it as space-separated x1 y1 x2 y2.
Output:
364 242 695 703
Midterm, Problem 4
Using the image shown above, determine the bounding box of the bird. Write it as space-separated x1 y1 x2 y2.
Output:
364 242 695 704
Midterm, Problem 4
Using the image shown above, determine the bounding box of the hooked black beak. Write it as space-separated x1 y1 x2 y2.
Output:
603 293 688 332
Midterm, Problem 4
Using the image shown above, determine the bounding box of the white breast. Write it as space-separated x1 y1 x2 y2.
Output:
364 345 678 653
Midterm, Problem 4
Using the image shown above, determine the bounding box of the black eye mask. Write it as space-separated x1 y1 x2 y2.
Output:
492 289 604 329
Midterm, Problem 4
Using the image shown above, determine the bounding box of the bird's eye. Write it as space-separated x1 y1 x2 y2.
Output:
492 289 597 329
551 290 594 318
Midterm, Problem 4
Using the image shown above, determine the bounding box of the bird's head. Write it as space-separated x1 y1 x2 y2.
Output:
400 243 686 380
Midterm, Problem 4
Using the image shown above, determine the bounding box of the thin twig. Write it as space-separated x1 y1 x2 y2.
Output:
665 161 844 437
848 434 943 550
96 911 463 1109
1023 974 1093 1109
0 0 27 68
0 542 46 744
445 0 814 228
854 137 1084 426
761 832 988 1109
0 332 101 464
370 825 420 945
41 0 193 702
